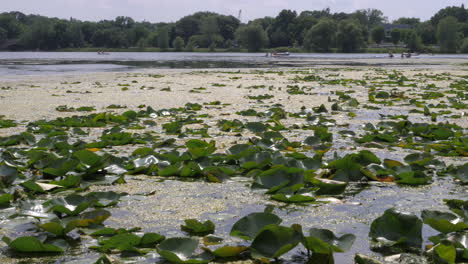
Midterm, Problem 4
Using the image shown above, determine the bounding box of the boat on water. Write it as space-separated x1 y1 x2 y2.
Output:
97 51 110 55
266 52 290 57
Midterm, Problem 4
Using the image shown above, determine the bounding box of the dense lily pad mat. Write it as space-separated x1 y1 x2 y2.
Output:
0 66 466 263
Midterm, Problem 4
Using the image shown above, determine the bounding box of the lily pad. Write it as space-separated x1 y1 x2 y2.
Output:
230 212 282 240
421 210 468 234
369 208 422 253
157 237 214 263
250 224 303 259
3 236 64 253
181 219 215 236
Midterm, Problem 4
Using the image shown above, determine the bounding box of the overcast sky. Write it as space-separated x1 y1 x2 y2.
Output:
1 0 467 23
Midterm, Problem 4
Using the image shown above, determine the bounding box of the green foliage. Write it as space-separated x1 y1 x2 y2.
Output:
369 208 422 253
235 24 269 52
371 26 385 44
303 19 336 52
336 20 366 52
173 36 185 51
437 16 459 53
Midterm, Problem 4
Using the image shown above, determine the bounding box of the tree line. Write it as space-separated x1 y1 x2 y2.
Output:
0 5 467 53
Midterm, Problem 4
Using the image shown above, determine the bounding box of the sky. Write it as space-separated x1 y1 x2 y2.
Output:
1 0 467 23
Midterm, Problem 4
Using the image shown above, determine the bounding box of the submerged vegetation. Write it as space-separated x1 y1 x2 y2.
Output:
0 67 466 263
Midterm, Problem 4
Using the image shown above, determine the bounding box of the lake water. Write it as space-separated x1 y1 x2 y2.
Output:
0 52 467 75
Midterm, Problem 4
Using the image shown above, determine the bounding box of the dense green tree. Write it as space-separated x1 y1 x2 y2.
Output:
268 9 297 47
390 29 401 45
352 9 386 29
336 20 366 52
303 19 336 52
417 22 437 45
173 36 185 51
371 26 385 44
235 24 268 52
157 27 169 50
460 38 468 53
393 17 420 26
430 5 467 26
405 30 423 52
0 26 6 43
437 16 459 53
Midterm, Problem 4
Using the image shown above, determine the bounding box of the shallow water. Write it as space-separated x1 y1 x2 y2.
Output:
1 52 467 75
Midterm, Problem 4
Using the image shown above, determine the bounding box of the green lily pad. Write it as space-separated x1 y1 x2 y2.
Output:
157 237 214 263
203 246 248 258
303 228 355 254
95 233 142 253
246 122 267 133
311 178 348 195
39 220 77 236
250 224 303 259
421 210 468 234
181 219 215 236
0 162 18 187
0 193 13 206
396 171 431 185
230 212 282 240
45 194 93 216
186 140 216 160
3 236 64 253
369 208 422 253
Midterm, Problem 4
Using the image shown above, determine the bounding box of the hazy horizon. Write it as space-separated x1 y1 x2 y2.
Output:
1 0 466 23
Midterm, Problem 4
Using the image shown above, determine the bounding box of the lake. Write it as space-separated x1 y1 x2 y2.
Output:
1 52 467 75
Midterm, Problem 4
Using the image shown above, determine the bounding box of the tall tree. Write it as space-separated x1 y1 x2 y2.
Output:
235 24 268 52
336 20 366 52
303 19 335 52
437 16 459 53
371 26 385 44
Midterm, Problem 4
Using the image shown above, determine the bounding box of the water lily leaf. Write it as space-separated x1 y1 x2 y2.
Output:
181 219 215 236
157 237 214 264
85 192 122 207
51 175 82 188
140 233 165 247
433 242 456 264
246 122 267 133
43 158 79 177
4 236 64 253
45 194 93 216
202 236 223 246
39 220 77 236
304 136 321 146
96 233 142 253
303 228 356 254
311 178 348 195
328 150 381 182
250 224 303 259
444 199 468 219
74 150 102 167
454 163 467 184
383 159 404 169
203 246 248 258
421 210 468 234
369 208 422 253
0 162 18 187
0 193 13 206
271 189 316 203
253 166 304 191
73 209 111 227
186 140 216 159
396 171 431 185
230 212 282 240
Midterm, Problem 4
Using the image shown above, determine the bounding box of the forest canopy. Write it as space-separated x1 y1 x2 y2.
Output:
0 5 467 53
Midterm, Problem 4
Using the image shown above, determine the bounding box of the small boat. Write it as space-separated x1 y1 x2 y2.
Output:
271 52 290 57
97 51 110 55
